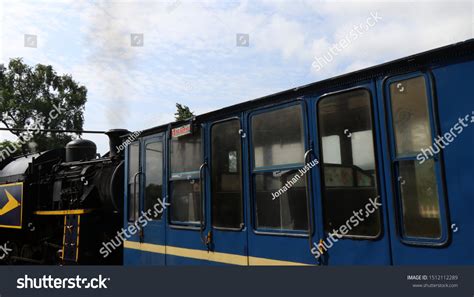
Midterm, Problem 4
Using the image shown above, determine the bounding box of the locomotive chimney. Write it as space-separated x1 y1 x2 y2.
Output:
105 129 130 157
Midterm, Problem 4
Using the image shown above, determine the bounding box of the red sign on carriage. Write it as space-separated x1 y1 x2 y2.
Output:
171 124 192 138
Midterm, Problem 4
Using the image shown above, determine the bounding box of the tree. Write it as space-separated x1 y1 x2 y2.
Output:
0 58 87 153
0 140 21 160
174 103 194 121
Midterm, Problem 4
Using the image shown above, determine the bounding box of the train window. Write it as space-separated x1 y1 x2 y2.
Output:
170 180 201 223
144 141 163 220
128 142 140 222
390 76 432 157
251 104 308 231
170 130 202 173
252 104 305 168
389 76 442 239
255 170 307 230
211 120 243 229
318 89 381 237
169 130 202 225
398 160 441 238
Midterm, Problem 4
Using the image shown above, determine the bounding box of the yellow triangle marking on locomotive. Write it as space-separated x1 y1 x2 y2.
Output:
0 190 21 216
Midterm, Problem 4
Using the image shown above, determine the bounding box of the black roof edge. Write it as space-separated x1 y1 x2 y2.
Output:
134 38 474 138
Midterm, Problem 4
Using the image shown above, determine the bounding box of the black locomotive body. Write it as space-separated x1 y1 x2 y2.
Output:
0 129 128 264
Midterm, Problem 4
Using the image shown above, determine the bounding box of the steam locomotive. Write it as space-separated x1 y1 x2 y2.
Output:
0 129 129 264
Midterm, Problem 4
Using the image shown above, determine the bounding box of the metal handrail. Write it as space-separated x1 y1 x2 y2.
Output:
132 171 141 221
303 149 314 251
199 162 207 244
132 171 144 242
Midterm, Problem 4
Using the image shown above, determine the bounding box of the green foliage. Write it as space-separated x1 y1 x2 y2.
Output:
174 103 194 121
0 140 21 159
0 58 87 152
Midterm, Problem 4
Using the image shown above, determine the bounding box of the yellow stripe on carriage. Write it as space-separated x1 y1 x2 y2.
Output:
123 241 310 266
34 209 94 215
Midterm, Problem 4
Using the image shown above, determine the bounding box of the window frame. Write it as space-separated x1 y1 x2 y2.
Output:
248 100 311 237
316 86 383 240
209 117 245 232
384 72 449 246
167 123 205 230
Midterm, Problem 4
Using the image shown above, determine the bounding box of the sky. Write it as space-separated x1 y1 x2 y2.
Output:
0 0 473 153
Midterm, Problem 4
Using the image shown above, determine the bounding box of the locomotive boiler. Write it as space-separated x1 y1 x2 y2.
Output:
0 129 129 264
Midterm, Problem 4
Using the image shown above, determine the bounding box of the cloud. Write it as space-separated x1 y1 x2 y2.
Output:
1 0 472 153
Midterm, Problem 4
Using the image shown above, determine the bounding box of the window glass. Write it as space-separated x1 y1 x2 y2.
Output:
318 90 381 237
211 120 243 229
324 166 354 187
251 105 309 232
169 129 202 224
322 135 342 164
228 151 238 173
390 76 432 157
144 141 163 220
255 170 308 231
398 155 441 238
351 130 375 170
128 142 140 221
169 180 201 224
252 105 304 168
170 130 202 173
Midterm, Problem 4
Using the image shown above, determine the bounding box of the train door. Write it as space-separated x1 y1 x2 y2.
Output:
165 123 210 264
381 73 451 264
139 134 166 265
246 102 318 265
204 117 248 265
310 85 392 264
123 135 166 265
123 140 142 265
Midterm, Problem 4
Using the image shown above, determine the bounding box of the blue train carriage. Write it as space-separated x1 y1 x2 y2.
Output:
122 39 474 265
